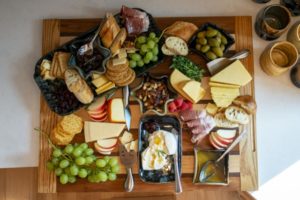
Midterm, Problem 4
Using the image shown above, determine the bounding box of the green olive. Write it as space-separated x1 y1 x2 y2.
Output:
212 47 223 57
220 44 225 51
208 38 220 47
206 51 217 60
221 35 228 45
201 45 210 53
206 29 218 37
195 44 202 51
198 37 207 45
197 31 206 38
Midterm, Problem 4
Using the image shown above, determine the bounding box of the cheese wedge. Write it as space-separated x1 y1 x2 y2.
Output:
112 57 127 66
95 81 115 95
92 75 109 88
84 121 125 142
182 80 205 103
211 87 240 95
210 60 252 86
120 131 133 145
92 73 101 80
130 140 138 152
108 98 125 122
209 81 240 89
170 69 197 102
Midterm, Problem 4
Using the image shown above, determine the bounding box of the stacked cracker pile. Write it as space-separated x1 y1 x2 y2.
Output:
105 58 136 87
50 114 83 145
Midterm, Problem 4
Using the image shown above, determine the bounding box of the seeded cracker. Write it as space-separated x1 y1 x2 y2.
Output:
60 114 83 134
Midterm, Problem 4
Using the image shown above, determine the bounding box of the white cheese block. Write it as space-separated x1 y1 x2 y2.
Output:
120 131 133 145
112 57 127 66
130 140 138 152
84 121 125 142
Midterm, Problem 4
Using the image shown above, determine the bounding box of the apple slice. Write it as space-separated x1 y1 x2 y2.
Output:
87 96 107 111
94 142 115 154
210 132 228 148
209 134 224 150
97 138 118 149
89 109 107 119
88 104 108 116
212 132 233 146
98 151 112 155
90 114 108 122
215 129 236 140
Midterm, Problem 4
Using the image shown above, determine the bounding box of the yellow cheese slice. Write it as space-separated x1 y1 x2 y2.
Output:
112 57 127 66
182 80 205 103
84 121 125 142
210 60 252 86
211 87 240 95
118 48 127 59
92 73 101 80
170 69 197 102
92 75 109 88
95 81 115 95
209 81 240 89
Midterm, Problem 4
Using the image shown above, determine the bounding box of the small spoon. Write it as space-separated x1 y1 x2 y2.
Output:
199 127 248 182
78 25 101 56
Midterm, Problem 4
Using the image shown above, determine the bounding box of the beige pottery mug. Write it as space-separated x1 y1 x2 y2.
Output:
260 41 298 76
287 21 300 54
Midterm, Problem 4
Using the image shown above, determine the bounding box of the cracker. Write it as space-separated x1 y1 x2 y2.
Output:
60 114 83 134
106 59 129 73
51 127 73 145
114 69 136 86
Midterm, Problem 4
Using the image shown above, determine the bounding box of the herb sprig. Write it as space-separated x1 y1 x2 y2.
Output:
170 56 205 81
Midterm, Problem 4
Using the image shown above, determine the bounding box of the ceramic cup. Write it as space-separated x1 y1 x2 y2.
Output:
255 4 292 41
260 41 298 76
287 21 300 53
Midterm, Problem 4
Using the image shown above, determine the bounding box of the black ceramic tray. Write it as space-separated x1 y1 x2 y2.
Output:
138 114 182 183
189 22 235 61
114 8 165 77
33 26 111 116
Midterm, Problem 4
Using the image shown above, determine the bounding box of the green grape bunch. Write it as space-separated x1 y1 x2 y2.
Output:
129 32 161 68
46 143 120 185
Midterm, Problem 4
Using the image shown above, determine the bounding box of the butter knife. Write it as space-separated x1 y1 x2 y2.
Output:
123 86 131 131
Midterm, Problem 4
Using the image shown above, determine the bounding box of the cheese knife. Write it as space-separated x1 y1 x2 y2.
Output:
207 49 250 75
119 144 137 192
123 85 131 131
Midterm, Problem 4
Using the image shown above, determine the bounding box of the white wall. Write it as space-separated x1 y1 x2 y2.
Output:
0 0 299 188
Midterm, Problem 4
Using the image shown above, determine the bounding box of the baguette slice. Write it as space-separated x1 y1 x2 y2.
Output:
161 44 175 56
110 28 127 55
225 106 249 125
165 36 188 56
214 113 239 128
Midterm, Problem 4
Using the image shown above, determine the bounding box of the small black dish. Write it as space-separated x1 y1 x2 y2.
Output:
290 64 300 88
138 114 182 183
114 8 165 77
189 23 235 62
33 26 110 116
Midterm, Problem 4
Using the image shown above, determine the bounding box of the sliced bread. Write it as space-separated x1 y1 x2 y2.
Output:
214 113 239 128
225 106 249 125
165 36 188 56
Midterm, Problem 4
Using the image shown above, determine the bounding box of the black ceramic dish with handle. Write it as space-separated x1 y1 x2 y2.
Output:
189 23 235 62
114 8 165 77
33 26 111 116
138 114 182 183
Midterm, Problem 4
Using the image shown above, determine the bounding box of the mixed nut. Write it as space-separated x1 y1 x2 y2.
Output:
135 77 169 112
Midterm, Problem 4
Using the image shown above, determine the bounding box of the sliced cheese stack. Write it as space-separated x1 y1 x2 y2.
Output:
91 74 115 95
84 121 126 155
170 69 205 103
209 60 252 107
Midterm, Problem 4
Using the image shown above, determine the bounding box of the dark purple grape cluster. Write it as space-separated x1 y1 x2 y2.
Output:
40 79 82 115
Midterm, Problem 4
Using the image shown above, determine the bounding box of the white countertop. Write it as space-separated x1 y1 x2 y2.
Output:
0 0 300 188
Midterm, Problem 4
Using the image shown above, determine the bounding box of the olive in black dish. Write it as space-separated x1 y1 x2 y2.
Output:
138 115 182 183
189 23 235 61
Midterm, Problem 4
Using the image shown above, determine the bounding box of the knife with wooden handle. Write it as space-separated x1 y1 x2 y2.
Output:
123 85 131 131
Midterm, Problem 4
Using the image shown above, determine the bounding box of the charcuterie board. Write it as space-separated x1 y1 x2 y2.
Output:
37 15 257 193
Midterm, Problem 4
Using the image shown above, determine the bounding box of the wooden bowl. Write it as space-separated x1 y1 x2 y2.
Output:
260 41 298 76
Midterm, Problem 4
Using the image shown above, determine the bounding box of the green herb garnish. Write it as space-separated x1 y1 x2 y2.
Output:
170 56 205 81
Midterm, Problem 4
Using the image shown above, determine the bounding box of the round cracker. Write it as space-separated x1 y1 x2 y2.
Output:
106 59 129 73
60 114 83 134
115 69 136 86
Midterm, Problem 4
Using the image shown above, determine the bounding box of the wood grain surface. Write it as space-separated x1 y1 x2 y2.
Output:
38 16 257 193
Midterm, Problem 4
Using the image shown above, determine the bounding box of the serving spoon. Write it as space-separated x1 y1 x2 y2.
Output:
78 25 101 56
199 127 248 182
